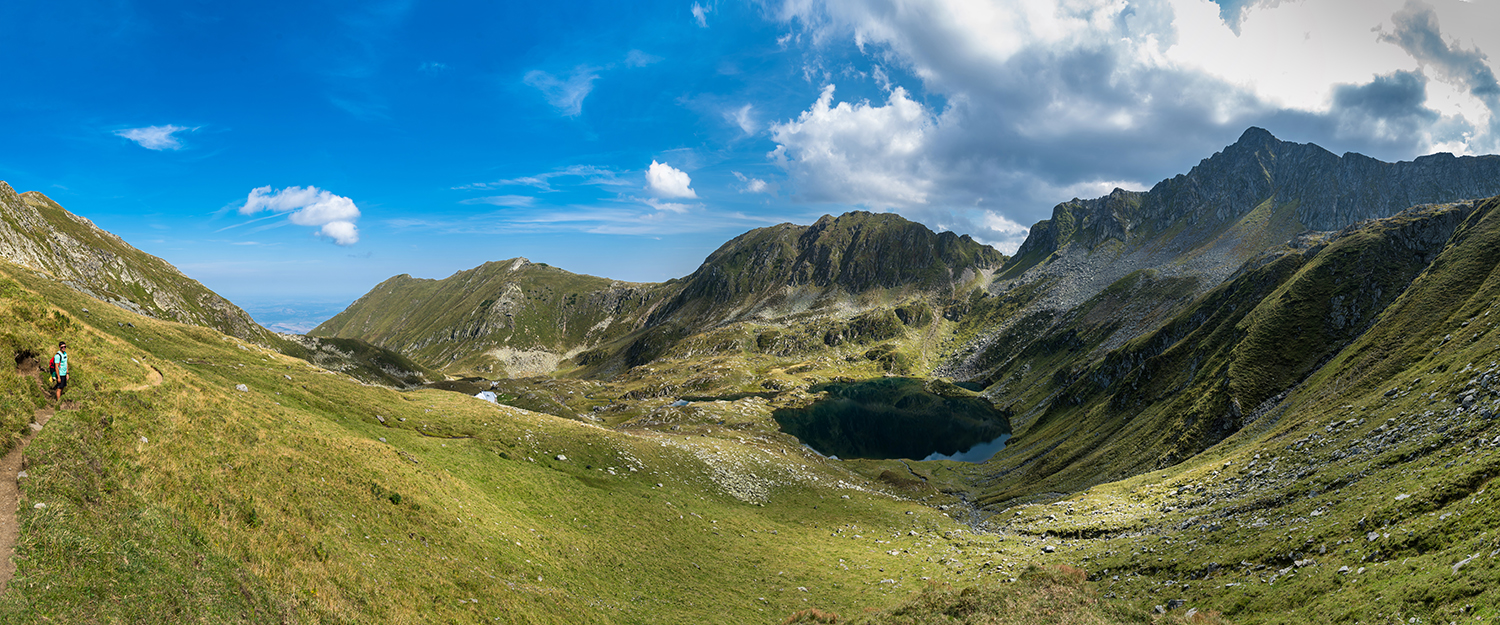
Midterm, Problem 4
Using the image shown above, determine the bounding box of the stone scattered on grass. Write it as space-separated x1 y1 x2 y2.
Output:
235 384 249 392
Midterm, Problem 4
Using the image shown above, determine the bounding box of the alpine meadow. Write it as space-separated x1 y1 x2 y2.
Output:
8 1 1500 623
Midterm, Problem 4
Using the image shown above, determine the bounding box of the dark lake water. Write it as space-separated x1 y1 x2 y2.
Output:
772 378 1011 463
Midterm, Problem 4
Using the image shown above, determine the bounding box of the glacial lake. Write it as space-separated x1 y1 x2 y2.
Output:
772 377 1011 463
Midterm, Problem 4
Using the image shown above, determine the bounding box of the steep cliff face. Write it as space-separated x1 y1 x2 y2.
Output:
0 182 270 342
650 211 1004 327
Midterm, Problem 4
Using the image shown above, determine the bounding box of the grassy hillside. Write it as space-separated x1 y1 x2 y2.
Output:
0 206 1494 625
0 259 1046 624
312 258 673 378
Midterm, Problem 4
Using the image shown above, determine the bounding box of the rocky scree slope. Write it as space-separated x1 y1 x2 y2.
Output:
0 182 269 343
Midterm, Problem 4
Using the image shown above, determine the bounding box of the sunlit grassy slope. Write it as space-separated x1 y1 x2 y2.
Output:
4 195 1500 623
0 260 1037 624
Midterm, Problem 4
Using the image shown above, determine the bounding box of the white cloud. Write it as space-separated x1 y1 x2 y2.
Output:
766 0 1500 233
644 198 693 213
725 104 758 134
645 161 698 198
524 67 600 116
692 2 710 27
733 171 771 193
114 125 196 150
238 186 361 245
769 84 936 208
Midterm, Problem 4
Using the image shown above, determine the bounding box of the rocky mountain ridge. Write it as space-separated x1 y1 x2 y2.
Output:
315 211 1002 377
943 128 1500 385
999 127 1500 309
0 182 269 342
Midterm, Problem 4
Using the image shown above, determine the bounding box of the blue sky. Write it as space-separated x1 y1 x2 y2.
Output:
4 0 1499 330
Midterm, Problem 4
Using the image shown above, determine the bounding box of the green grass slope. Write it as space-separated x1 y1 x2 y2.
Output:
312 258 672 378
0 260 1039 624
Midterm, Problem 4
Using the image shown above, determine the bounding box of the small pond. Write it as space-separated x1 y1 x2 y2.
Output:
772 377 1010 463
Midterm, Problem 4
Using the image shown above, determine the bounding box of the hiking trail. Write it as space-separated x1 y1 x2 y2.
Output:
0 405 53 594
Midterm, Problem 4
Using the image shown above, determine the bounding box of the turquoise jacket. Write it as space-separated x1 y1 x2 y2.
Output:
53 351 67 376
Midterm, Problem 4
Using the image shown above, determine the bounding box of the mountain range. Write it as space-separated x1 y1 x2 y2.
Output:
1 128 1499 622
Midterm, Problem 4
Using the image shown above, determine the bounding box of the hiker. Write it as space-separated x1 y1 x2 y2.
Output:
50 341 68 402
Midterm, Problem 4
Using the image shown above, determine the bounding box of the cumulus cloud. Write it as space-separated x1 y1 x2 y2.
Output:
238 186 361 245
645 161 698 198
769 85 936 208
524 66 600 116
114 125 196 150
1377 0 1500 136
764 0 1500 234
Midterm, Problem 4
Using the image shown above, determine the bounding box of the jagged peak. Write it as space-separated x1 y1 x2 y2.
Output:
1233 126 1277 146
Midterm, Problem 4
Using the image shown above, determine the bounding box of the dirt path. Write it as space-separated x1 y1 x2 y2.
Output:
123 364 163 392
0 406 53 594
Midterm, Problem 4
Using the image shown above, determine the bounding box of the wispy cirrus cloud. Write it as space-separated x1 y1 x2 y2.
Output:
459 195 535 207
455 165 631 192
524 66 601 117
388 204 772 237
526 50 668 117
114 125 198 150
